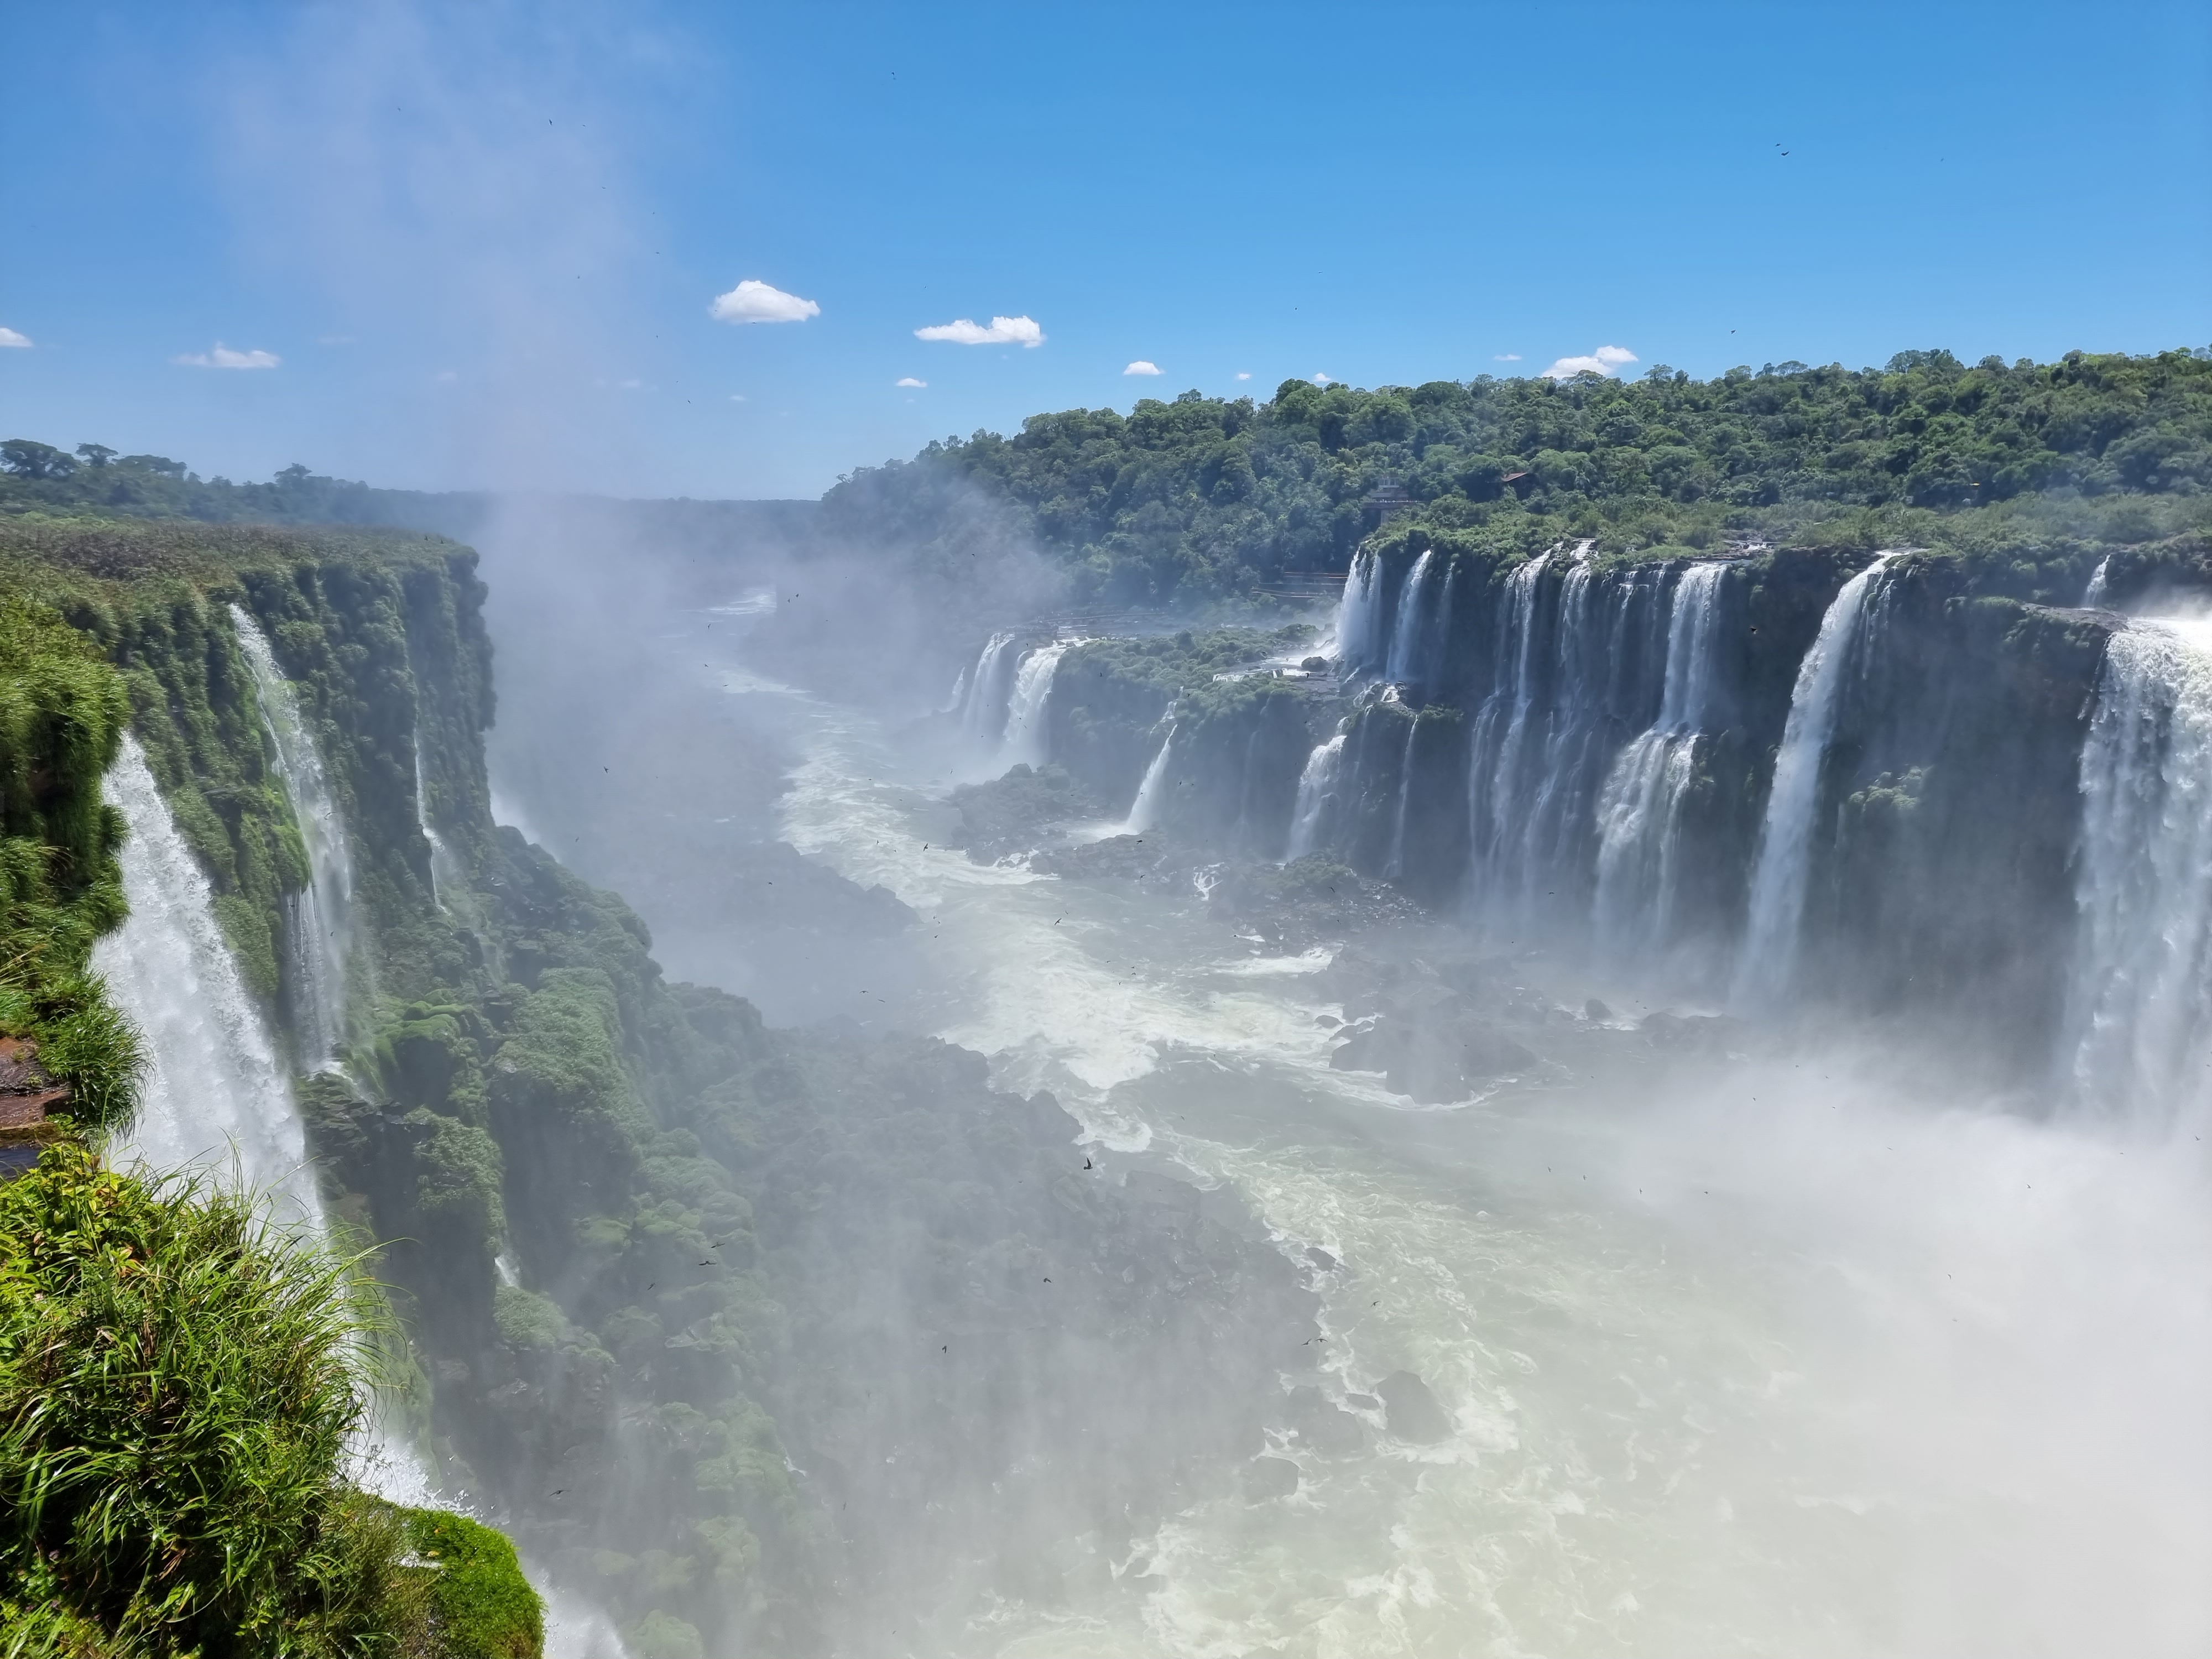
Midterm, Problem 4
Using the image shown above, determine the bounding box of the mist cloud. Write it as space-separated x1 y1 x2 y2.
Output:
1543 344 1636 379
709 279 820 325
174 343 281 369
915 315 1045 347
0 327 30 349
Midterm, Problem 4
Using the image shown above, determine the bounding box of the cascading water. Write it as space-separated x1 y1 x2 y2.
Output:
1464 552 1674 917
1731 552 1898 1008
2084 557 2112 608
958 632 1022 743
231 604 354 1068
1285 733 1345 861
2062 617 2212 1135
1333 547 1386 674
1591 562 1729 951
1125 726 1176 833
1383 549 1437 684
415 744 463 909
97 736 323 1223
999 640 1072 767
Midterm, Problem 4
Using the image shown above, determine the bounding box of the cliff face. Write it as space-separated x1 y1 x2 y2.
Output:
9 519 1319 1656
997 535 2120 1044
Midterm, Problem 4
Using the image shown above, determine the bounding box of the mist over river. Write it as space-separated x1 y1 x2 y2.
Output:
486 568 2212 1658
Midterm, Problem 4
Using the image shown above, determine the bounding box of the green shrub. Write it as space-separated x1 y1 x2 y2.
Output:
399 1508 543 1659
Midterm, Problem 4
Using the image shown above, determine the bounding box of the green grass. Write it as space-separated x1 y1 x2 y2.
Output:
0 1144 538 1658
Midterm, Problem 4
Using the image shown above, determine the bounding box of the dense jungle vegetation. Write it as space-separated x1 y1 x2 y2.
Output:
817 347 2212 602
0 571 540 1658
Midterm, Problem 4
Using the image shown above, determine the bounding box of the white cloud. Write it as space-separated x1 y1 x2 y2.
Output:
1124 360 1161 376
895 377 926 388
708 279 820 325
729 392 747 401
914 314 1045 347
1542 343 1637 380
1312 372 1333 385
1235 371 1251 380
433 368 459 383
174 342 281 369
1494 352 1521 362
0 327 32 349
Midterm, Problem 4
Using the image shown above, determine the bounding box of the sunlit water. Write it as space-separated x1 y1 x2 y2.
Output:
693 622 2212 1656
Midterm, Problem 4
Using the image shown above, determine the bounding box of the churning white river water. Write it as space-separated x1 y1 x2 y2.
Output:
666 613 2212 1658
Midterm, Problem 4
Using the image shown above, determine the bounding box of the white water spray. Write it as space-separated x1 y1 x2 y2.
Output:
2084 557 2112 608
1731 552 1898 1008
1000 640 1072 768
2063 617 2212 1135
231 606 354 1068
98 735 322 1223
1383 549 1436 684
1333 547 1386 673
1285 733 1345 861
415 744 463 910
1125 726 1177 833
958 632 1022 744
1592 562 1729 951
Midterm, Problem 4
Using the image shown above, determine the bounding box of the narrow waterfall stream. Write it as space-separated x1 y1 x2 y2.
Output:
231 604 357 1067
1731 552 1898 1006
1124 725 1177 832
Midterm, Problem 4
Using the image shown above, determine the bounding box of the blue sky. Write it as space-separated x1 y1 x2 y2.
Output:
2 1 2207 499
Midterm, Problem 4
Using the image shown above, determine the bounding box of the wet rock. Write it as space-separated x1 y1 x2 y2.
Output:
1376 1370 1452 1443
1303 1245 1339 1272
1329 1015 1536 1104
1313 1013 1341 1029
1584 998 1613 1022
945 763 1108 862
1243 1455 1302 1499
1300 656 1330 672
1343 1392 1381 1412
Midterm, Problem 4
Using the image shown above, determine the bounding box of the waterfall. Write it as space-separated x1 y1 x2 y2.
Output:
1333 548 1386 674
1285 734 1346 861
231 605 354 1068
2084 557 2112 608
2061 617 2212 1134
959 632 1022 743
999 641 1071 768
97 737 323 1223
415 744 462 910
1125 727 1177 833
1591 563 1729 951
1731 552 1898 1008
942 662 972 715
1383 549 1436 684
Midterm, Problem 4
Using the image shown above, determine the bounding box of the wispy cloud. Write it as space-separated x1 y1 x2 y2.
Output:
729 393 747 401
318 333 356 346
1124 360 1161 376
174 342 281 369
895 376 926 388
1494 352 1521 362
915 315 1044 347
1235 371 1251 380
0 327 32 349
433 368 459 383
1311 372 1333 385
1542 344 1637 379
709 279 820 325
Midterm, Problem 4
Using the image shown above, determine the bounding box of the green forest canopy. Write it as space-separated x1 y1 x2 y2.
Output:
818 347 2212 602
8 346 2211 605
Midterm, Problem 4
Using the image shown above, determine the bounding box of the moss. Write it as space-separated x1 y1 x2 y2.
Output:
399 1507 544 1659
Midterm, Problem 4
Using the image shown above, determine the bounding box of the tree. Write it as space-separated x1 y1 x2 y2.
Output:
74 443 117 468
1 438 76 480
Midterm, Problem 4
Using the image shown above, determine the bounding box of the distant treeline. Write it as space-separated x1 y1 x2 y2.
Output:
10 345 2211 605
821 347 2212 603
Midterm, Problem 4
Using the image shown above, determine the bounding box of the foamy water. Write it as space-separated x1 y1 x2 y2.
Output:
705 625 2212 1657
